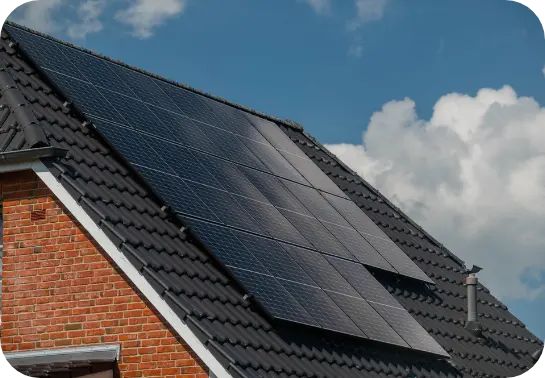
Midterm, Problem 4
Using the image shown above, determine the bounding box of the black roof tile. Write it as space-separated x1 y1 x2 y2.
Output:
0 22 541 378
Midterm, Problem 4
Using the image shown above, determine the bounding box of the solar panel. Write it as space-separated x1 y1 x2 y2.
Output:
148 108 217 154
279 209 354 260
136 167 219 221
107 63 180 112
98 89 170 136
231 268 320 326
279 280 363 336
282 244 359 297
185 182 267 235
193 123 269 171
242 138 310 184
44 71 125 124
154 80 221 126
233 232 316 285
7 24 450 357
366 235 433 283
194 153 269 202
92 119 174 173
322 222 396 272
200 97 269 143
235 197 312 248
238 168 311 215
327 293 409 347
321 192 389 239
56 46 136 97
281 180 351 226
6 26 80 77
326 256 401 307
185 219 269 274
371 303 449 357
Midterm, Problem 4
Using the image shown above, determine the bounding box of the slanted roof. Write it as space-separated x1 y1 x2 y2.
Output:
0 22 542 378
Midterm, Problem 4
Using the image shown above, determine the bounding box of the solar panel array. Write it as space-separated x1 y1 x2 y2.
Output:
6 25 449 357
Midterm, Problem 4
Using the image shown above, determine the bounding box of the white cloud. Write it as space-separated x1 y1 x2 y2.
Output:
347 0 388 30
348 42 363 57
66 0 106 39
325 86 545 301
300 0 331 14
542 65 545 77
115 0 187 39
10 0 63 34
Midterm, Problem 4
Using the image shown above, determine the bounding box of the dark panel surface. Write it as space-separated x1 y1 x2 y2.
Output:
231 268 319 327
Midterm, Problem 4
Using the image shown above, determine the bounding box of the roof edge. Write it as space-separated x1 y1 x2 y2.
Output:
0 146 67 165
29 160 236 378
3 21 304 132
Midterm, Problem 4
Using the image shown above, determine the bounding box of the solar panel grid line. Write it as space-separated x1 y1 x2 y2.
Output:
281 243 360 297
43 70 127 125
54 44 138 97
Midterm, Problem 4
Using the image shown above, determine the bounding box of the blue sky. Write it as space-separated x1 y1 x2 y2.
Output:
8 0 545 340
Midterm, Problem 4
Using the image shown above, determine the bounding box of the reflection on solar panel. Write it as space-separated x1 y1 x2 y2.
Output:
6 24 448 357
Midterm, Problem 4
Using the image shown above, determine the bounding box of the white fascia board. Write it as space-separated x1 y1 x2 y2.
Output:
5 344 121 366
0 160 233 378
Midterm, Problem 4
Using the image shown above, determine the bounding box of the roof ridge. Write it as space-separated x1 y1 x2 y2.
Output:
0 56 49 149
4 21 304 132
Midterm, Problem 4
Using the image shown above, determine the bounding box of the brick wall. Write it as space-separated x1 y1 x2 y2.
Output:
0 170 209 378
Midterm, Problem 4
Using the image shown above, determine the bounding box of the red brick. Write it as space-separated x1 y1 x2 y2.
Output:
1 171 208 377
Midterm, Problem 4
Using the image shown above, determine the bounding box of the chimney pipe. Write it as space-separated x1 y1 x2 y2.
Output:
464 265 483 337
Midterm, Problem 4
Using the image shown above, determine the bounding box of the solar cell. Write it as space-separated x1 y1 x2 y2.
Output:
148 108 216 154
154 80 221 125
321 192 389 239
322 222 396 272
365 235 433 283
185 182 267 235
326 257 401 307
45 71 125 124
281 180 351 226
56 46 135 96
371 303 449 357
233 232 316 285
98 89 171 136
230 268 319 327
243 113 308 158
280 280 363 337
282 244 359 297
194 153 268 202
327 293 409 347
239 168 311 215
200 97 268 143
6 26 81 77
235 197 312 248
242 138 309 184
185 219 269 274
136 167 219 221
279 151 348 198
193 123 269 171
145 137 222 188
92 119 174 173
279 209 354 260
107 63 180 112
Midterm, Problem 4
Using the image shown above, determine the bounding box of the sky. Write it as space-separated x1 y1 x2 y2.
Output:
6 0 545 340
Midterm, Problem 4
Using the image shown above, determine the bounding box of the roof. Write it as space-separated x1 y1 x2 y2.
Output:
0 22 542 378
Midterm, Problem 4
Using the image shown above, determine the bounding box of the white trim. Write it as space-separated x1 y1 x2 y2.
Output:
0 160 232 378
5 344 121 365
